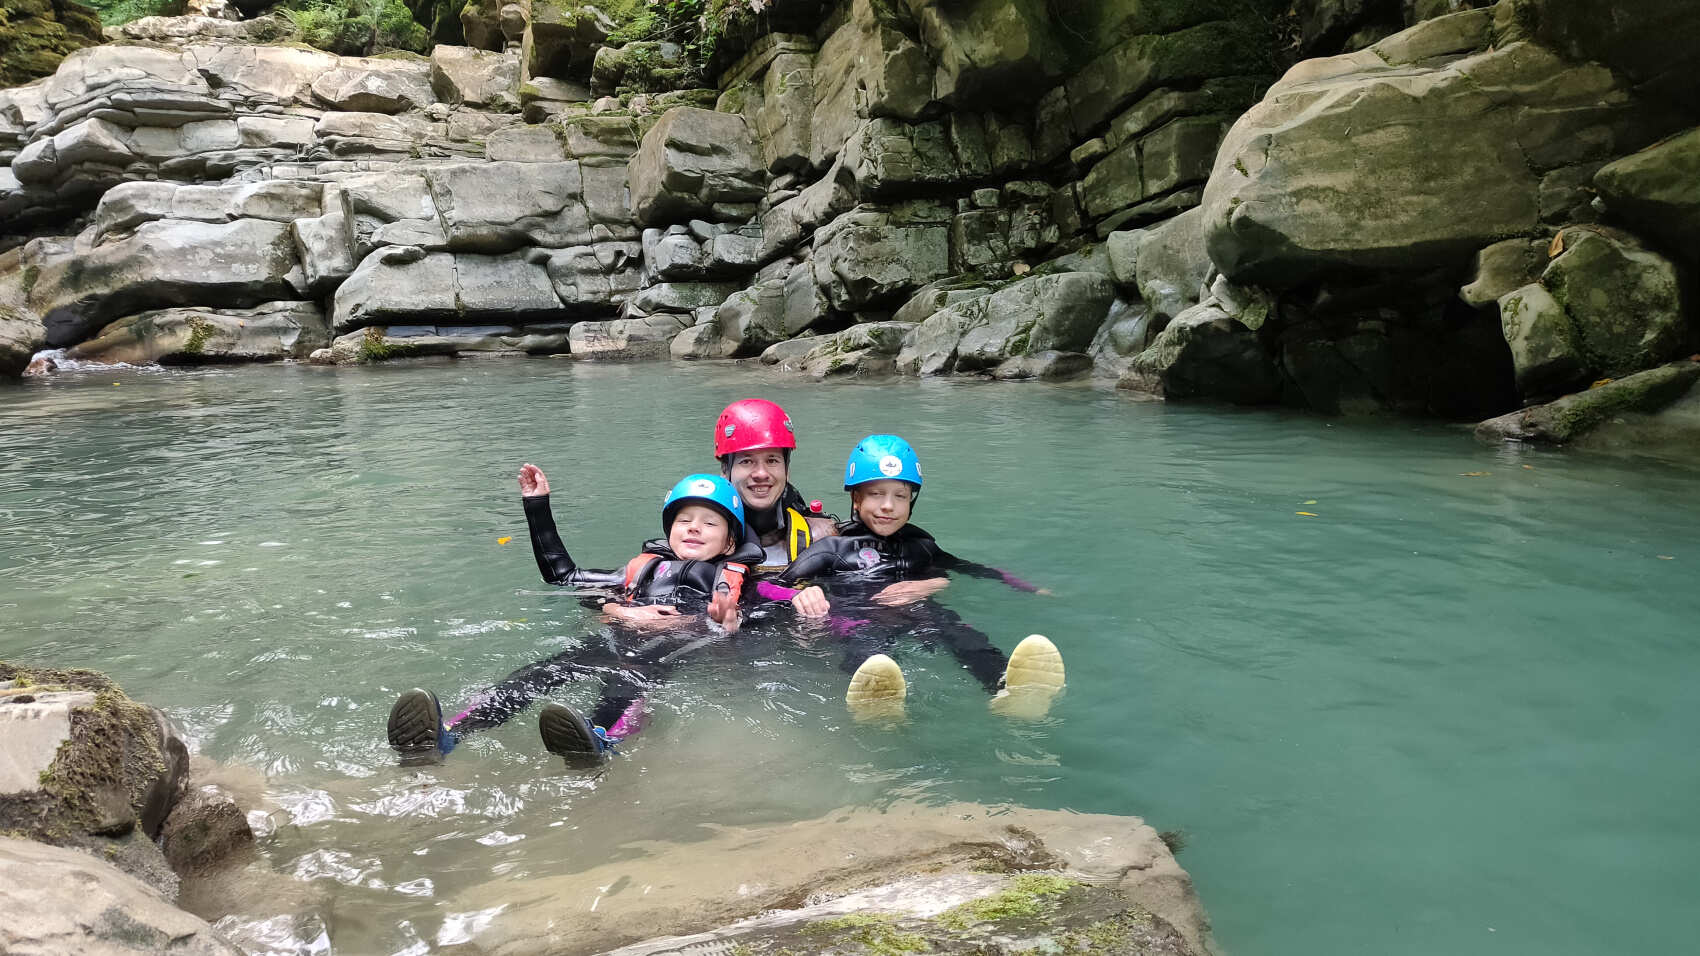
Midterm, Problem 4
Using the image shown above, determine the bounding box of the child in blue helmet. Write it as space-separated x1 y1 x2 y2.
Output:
761 436 1065 718
386 472 764 766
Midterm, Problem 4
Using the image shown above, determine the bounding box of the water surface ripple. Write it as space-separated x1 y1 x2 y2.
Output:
2 362 1697 954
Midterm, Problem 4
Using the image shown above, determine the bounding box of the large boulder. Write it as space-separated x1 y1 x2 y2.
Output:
327 322 573 362
27 219 303 347
67 302 331 366
718 35 815 173
1495 228 1690 397
430 45 520 110
627 107 765 226
0 246 45 377
904 0 1069 107
1120 301 1280 403
0 665 190 884
809 0 936 167
0 838 241 955
1198 11 1677 286
310 57 437 113
423 161 597 251
527 0 616 79
1594 126 1700 261
453 801 1214 956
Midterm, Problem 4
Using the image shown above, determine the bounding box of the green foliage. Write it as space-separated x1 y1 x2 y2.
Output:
602 0 763 64
80 0 183 27
281 0 428 56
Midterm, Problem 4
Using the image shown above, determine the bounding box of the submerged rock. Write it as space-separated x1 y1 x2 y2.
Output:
451 801 1213 956
1476 360 1700 447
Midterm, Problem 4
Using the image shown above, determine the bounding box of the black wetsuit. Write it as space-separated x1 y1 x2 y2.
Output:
448 494 764 737
770 521 1038 692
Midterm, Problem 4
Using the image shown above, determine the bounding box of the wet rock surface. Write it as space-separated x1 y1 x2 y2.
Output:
451 801 1212 956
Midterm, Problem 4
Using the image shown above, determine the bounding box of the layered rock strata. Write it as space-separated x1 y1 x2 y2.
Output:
3 0 1698 449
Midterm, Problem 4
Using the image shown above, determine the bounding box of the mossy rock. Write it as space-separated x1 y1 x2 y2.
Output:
0 0 105 87
0 663 188 856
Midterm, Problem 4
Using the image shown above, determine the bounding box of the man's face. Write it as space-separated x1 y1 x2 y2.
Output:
727 447 789 512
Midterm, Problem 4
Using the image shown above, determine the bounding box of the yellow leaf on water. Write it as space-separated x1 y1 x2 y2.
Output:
1460 471 1490 477
1548 230 1565 257
1657 555 1674 560
1522 464 1534 469
1590 378 1613 389
497 536 512 545
1303 500 1318 505
1295 511 1319 517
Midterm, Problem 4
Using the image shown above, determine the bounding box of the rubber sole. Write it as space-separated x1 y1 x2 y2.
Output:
990 634 1065 719
387 688 445 763
846 653 906 720
539 701 606 766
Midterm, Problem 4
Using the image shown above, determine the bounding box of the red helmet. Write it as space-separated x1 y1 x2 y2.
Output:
714 399 797 458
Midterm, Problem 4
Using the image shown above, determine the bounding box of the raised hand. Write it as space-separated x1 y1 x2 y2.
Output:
518 463 551 497
790 585 831 618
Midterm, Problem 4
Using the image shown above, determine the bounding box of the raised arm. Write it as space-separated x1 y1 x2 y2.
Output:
520 465 625 588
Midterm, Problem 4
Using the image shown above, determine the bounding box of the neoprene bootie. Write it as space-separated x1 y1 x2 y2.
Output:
388 688 454 765
539 701 609 766
846 653 907 719
990 634 1065 719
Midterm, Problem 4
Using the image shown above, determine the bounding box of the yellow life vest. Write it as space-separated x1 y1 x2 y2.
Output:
786 506 812 560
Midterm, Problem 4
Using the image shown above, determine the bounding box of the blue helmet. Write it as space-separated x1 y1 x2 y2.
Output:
843 434 923 490
662 473 745 536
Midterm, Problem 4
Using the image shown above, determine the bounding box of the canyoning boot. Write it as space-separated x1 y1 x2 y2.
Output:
845 653 907 720
539 701 609 768
388 688 454 765
989 634 1065 720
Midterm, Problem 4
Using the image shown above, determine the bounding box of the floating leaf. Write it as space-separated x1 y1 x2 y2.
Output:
1657 555 1674 560
1303 500 1317 505
1460 471 1490 477
1590 378 1613 389
1522 464 1534 469
1295 511 1319 517
1548 230 1565 257
497 536 512 545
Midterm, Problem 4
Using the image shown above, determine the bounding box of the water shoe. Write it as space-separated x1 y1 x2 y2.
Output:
846 653 907 720
990 634 1065 719
388 688 452 765
539 701 609 766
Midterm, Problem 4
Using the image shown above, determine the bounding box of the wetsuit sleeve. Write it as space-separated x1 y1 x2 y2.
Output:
771 539 850 587
932 550 1042 593
522 494 625 588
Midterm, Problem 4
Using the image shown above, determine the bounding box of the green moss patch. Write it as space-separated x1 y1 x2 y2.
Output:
937 873 1078 931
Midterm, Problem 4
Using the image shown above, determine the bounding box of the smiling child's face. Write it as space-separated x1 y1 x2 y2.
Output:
851 480 914 536
668 505 733 559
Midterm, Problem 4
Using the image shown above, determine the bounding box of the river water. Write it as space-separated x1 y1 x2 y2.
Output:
2 359 1696 955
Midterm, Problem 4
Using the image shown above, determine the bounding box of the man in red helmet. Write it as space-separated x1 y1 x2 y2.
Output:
713 398 838 571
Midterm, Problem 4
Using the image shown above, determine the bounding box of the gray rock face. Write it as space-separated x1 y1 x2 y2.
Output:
331 249 563 333
1120 301 1280 403
430 46 520 110
1199 11 1674 286
669 321 740 360
311 58 436 113
328 322 574 362
68 301 329 365
721 38 816 173
569 313 692 359
1595 126 1700 260
810 0 936 167
0 248 46 377
1460 238 1548 308
0 838 242 955
628 108 765 226
812 205 951 311
896 272 1117 376
28 218 302 347
1133 207 1209 323
992 349 1094 381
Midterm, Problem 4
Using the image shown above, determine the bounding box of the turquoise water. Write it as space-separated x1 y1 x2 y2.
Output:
2 360 1697 954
